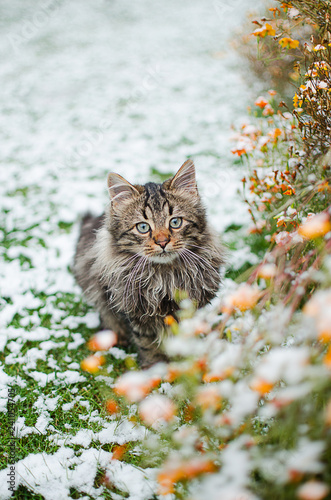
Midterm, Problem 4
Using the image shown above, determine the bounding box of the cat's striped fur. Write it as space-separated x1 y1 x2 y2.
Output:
74 160 224 367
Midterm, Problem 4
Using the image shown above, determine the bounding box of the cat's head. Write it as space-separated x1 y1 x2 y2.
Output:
107 160 207 264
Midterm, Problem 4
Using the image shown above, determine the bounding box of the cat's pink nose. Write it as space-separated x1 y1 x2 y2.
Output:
154 231 170 249
157 239 170 249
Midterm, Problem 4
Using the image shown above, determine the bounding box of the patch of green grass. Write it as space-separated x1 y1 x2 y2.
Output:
149 167 174 182
0 285 136 487
12 487 45 500
6 186 32 198
58 221 75 232
223 223 243 233
223 223 271 281
0 218 47 251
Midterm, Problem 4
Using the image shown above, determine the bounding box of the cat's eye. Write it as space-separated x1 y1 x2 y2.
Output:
169 217 183 229
136 222 150 234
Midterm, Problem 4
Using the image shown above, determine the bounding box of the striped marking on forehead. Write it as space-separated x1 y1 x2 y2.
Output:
143 182 171 218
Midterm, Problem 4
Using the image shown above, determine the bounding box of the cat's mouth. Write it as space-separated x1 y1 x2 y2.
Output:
148 251 178 264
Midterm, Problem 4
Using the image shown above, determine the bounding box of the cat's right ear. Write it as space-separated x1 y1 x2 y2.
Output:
107 173 139 207
169 159 198 195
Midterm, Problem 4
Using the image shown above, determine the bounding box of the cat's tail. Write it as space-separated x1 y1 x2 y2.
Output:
79 212 105 238
72 212 105 275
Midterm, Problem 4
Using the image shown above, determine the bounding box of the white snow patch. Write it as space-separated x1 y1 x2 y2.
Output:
97 420 147 445
105 461 157 500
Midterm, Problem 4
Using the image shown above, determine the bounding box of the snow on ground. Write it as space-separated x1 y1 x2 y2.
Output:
0 0 256 498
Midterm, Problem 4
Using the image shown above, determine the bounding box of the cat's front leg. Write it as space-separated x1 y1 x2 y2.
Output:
98 303 132 348
132 327 169 369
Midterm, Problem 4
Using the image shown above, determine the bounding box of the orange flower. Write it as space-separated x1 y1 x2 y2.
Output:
158 458 216 495
183 403 195 422
252 23 276 38
251 378 274 395
231 147 248 157
80 355 105 374
317 181 330 192
166 359 207 382
165 365 182 383
298 213 331 239
203 367 234 383
268 89 277 96
222 285 262 313
323 345 331 368
114 372 161 402
306 69 318 78
105 398 119 415
164 315 176 326
314 61 329 72
297 480 329 500
231 136 254 156
277 217 286 228
303 290 331 343
317 316 331 343
279 37 300 49
87 330 117 351
268 127 282 140
281 2 293 11
269 7 280 17
262 104 274 116
254 96 269 108
194 321 211 336
139 395 176 427
283 187 296 195
257 263 277 279
195 386 222 411
293 93 303 108
258 135 270 150
111 444 128 461
313 44 326 51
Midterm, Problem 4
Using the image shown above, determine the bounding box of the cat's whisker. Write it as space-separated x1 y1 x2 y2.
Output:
138 256 149 307
186 243 208 251
123 256 146 312
180 249 197 273
120 253 141 270
187 243 221 260
180 249 204 284
184 247 216 271
123 257 142 283
131 256 147 292
172 243 183 250
178 251 191 271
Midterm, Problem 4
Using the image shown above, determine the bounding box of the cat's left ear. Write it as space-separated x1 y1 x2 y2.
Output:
107 172 139 206
169 159 198 195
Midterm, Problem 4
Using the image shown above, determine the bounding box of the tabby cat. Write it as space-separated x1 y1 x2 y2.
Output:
74 160 224 367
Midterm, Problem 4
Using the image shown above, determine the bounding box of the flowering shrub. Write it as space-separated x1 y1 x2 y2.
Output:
233 2 315 101
79 1 331 498
231 94 302 235
81 209 331 498
293 44 331 158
